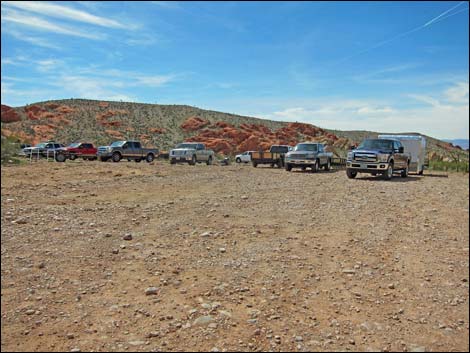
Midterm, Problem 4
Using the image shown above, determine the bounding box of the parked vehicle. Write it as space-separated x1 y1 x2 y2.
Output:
251 145 291 168
378 135 426 175
22 141 65 158
55 142 98 162
235 151 252 163
284 142 333 172
169 142 215 165
346 138 411 180
97 140 158 163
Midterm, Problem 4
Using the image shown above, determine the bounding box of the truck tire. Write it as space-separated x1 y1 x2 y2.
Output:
383 162 393 180
236 157 241 163
312 159 319 172
99 157 108 162
146 153 154 163
401 163 409 178
189 155 196 166
69 154 77 161
170 158 176 165
112 152 121 163
301 166 306 171
55 153 66 162
418 168 424 175
346 169 357 179
324 158 331 171
206 156 213 165
252 162 258 168
285 163 292 172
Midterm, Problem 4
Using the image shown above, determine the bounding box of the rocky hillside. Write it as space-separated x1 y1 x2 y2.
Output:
1 99 467 160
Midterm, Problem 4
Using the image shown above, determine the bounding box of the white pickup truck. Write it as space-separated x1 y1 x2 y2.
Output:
284 142 333 172
169 142 215 165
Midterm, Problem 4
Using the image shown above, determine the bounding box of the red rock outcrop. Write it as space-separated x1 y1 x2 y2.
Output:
181 117 209 131
1 105 21 123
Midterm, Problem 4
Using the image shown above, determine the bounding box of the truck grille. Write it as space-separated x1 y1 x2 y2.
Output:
98 147 108 153
354 153 377 162
172 150 184 156
289 153 307 158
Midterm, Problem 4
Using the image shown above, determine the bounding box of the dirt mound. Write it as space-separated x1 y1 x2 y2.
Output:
105 129 124 139
149 128 166 134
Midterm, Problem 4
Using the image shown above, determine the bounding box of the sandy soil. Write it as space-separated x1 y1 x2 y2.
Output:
1 160 469 352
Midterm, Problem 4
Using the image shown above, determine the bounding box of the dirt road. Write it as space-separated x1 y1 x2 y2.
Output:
1 160 468 352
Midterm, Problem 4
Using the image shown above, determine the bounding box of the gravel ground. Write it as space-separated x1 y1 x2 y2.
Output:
1 160 469 352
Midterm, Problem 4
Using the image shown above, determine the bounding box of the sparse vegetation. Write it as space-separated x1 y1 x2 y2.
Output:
0 136 22 165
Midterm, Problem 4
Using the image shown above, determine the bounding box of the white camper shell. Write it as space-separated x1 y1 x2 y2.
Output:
378 135 426 174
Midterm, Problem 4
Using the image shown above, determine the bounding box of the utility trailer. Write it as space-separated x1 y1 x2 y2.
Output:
378 135 426 174
251 145 291 168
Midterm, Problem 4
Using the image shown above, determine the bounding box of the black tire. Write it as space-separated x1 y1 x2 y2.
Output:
189 155 196 166
135 159 142 163
383 162 393 180
236 158 241 163
69 154 77 161
270 163 275 168
418 169 424 175
324 158 331 171
55 153 66 162
206 156 213 165
170 158 176 165
301 166 306 171
285 163 292 172
146 154 154 163
99 157 108 162
252 162 258 168
346 169 357 179
312 159 319 172
112 152 121 163
401 163 409 178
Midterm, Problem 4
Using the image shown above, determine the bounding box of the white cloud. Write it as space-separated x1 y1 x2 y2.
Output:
1 8 106 40
4 1 127 29
3 28 61 49
444 82 469 104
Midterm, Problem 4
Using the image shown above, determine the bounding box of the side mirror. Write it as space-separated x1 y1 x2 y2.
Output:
398 146 404 153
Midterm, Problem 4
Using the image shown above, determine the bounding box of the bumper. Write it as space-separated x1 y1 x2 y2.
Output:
170 156 192 162
285 159 316 165
346 160 389 172
97 152 112 158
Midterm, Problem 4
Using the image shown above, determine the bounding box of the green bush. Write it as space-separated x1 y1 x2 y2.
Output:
428 159 469 172
1 136 22 165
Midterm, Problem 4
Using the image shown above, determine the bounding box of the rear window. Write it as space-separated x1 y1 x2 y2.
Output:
270 145 289 153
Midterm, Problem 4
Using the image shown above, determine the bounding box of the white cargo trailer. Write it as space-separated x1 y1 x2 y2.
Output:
378 135 426 174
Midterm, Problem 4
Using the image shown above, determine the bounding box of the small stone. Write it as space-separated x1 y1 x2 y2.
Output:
388 283 395 289
145 287 159 295
25 309 35 315
295 336 303 342
342 269 356 274
219 248 226 253
123 234 133 241
66 333 74 339
194 315 214 326
112 249 119 254
70 349 81 352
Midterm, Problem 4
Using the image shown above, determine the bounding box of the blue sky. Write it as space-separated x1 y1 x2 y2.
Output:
1 1 469 139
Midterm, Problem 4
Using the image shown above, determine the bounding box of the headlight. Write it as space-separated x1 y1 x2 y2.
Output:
347 151 353 160
377 153 389 162
107 147 112 152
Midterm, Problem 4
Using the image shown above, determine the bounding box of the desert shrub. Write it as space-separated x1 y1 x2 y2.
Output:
1 136 22 165
429 160 469 172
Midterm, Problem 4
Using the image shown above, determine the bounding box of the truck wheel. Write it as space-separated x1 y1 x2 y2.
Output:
206 156 213 165
312 159 319 172
55 153 66 162
112 152 121 163
418 169 424 175
236 157 241 163
401 163 409 178
301 166 306 171
324 158 331 171
346 169 357 179
252 162 258 168
384 163 393 180
285 163 292 172
99 157 108 162
270 163 275 168
170 158 176 165
189 155 196 165
146 154 154 163
135 159 142 163
69 154 77 161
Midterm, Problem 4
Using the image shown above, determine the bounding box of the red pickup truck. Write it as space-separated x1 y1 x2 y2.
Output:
55 142 98 162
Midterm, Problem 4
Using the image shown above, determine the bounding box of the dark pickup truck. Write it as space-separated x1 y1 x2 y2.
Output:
97 140 158 163
251 145 292 168
346 138 411 180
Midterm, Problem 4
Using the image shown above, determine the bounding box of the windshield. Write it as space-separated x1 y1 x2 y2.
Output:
358 139 393 151
176 143 197 149
68 143 80 148
110 141 126 147
294 143 318 152
35 143 47 148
